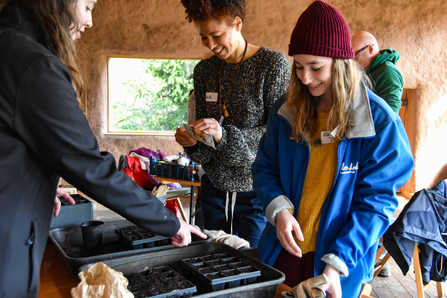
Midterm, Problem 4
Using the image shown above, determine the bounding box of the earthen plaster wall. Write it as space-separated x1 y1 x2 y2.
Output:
78 0 447 193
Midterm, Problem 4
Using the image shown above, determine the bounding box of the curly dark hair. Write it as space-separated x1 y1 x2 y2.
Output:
180 0 245 23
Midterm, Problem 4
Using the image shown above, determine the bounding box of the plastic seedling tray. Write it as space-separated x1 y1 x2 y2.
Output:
181 252 261 291
48 220 210 275
115 225 171 249
79 243 284 298
50 194 93 229
126 265 197 298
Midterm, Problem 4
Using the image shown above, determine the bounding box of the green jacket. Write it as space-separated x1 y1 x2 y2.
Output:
368 49 404 113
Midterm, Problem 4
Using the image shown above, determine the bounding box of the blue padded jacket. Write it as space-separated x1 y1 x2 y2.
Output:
252 83 414 297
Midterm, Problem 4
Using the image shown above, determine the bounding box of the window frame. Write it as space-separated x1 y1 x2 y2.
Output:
106 55 199 136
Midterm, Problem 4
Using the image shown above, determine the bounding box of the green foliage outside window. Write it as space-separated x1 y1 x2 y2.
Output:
109 58 199 132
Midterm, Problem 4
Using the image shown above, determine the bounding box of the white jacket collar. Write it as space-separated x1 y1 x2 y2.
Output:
278 83 375 140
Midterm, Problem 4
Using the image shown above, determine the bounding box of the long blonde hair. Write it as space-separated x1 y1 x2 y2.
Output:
286 58 363 143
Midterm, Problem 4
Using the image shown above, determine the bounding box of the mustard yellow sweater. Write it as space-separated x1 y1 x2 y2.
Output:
296 112 339 254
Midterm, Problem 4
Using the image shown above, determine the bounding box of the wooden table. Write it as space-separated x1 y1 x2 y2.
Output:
153 176 201 225
38 243 79 298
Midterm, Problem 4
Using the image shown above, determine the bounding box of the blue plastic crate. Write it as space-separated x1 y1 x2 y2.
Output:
149 157 199 182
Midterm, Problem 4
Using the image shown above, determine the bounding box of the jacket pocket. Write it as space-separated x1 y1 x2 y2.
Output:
26 219 39 294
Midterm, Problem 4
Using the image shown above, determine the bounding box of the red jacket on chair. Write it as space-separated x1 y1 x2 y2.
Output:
120 155 179 216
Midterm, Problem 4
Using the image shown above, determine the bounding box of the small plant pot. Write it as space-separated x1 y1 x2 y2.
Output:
80 221 104 251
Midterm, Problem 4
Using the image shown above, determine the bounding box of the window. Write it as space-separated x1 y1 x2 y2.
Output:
108 57 199 133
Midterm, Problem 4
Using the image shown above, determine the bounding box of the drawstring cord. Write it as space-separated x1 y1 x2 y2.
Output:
224 191 237 234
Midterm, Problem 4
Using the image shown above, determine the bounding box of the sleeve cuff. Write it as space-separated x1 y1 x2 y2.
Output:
184 143 199 155
215 126 227 150
265 195 294 226
321 254 349 277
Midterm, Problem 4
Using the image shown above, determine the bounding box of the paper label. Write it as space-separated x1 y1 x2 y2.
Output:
321 131 335 144
206 92 218 102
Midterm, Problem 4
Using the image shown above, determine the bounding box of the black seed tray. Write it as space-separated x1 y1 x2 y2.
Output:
49 220 210 275
115 225 171 249
79 243 284 298
50 194 93 229
59 194 90 205
126 265 197 298
180 252 261 291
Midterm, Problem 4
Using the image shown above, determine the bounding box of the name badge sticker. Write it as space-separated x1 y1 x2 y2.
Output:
321 131 335 144
206 92 218 102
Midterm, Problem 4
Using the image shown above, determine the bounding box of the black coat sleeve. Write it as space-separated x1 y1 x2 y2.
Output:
15 55 180 237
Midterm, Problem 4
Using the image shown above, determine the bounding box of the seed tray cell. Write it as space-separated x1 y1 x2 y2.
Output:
115 225 171 249
126 265 197 298
184 253 231 264
181 252 261 291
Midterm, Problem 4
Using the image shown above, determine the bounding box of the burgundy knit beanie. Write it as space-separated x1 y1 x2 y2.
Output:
288 0 354 59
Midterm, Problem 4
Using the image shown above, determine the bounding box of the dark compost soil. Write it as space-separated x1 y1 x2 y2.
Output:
125 266 196 298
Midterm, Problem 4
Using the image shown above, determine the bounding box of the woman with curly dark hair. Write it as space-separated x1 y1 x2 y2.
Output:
175 0 290 247
0 1 205 296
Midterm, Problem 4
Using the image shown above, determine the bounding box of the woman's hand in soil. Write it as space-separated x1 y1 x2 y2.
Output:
175 127 198 147
53 188 76 217
276 209 303 258
171 219 207 246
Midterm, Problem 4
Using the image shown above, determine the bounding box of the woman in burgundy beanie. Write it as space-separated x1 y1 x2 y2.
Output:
252 1 413 297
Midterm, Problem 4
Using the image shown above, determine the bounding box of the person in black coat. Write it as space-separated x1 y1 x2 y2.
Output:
0 1 205 297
